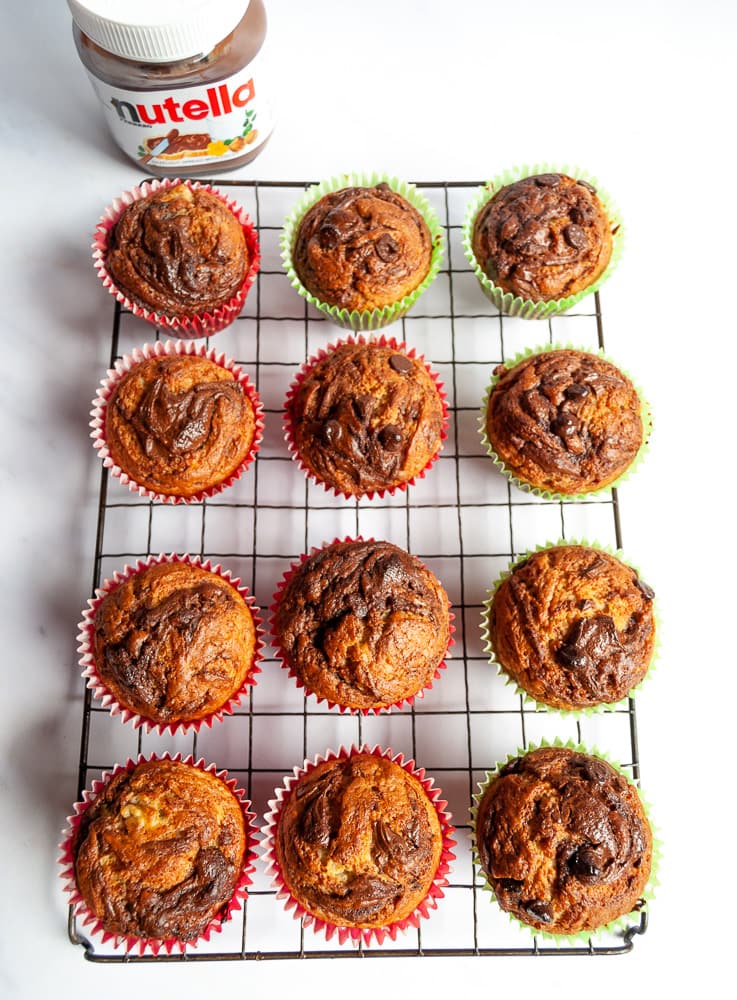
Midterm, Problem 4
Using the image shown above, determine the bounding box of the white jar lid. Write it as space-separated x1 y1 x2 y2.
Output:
67 0 250 63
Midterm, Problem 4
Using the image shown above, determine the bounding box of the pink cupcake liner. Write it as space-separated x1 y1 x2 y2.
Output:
261 744 456 947
92 177 260 338
90 338 264 505
269 536 455 715
283 334 449 500
77 553 264 735
59 753 257 956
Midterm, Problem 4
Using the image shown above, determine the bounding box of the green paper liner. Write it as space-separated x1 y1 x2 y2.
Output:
280 171 444 331
478 342 652 501
480 538 661 716
469 738 661 945
462 162 624 319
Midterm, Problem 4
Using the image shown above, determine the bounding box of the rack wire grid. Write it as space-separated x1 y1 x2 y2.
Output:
68 179 648 961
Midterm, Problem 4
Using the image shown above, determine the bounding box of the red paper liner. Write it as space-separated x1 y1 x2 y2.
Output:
77 553 264 735
283 334 449 500
58 753 257 956
269 536 455 715
261 744 456 947
90 338 264 505
92 177 260 338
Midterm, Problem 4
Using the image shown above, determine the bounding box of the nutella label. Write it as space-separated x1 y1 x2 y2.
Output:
87 53 274 168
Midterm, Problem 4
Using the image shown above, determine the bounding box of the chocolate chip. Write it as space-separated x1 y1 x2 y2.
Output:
556 614 623 673
379 425 404 451
523 899 552 923
564 224 588 251
635 578 655 601
567 846 602 879
551 413 580 438
534 174 561 187
322 419 342 444
389 353 413 374
500 215 520 241
577 179 597 194
497 878 523 895
564 382 590 399
319 225 340 249
375 233 399 262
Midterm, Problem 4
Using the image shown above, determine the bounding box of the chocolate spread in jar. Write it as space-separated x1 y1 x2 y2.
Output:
67 0 274 176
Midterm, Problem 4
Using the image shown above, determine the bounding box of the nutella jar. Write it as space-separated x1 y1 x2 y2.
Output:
68 0 274 176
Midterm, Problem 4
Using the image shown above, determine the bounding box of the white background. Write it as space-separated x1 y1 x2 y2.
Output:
1 0 734 997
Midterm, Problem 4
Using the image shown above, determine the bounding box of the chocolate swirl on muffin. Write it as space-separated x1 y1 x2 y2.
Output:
472 173 613 302
485 349 644 495
275 754 442 927
475 746 652 934
292 184 432 311
272 539 450 710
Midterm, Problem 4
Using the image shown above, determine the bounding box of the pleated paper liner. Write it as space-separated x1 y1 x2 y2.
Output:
479 342 652 501
469 738 661 945
280 171 444 331
283 334 449 500
261 744 456 947
59 753 257 956
90 338 263 505
269 536 455 714
461 162 624 319
480 538 661 716
92 177 260 338
77 553 264 735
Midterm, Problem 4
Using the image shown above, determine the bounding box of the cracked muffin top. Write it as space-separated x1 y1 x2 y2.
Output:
484 348 644 495
272 539 450 710
292 183 433 312
474 746 652 935
274 753 443 928
471 173 614 302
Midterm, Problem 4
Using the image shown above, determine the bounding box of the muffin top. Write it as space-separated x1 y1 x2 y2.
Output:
93 560 257 725
485 349 644 495
275 753 442 928
73 759 247 942
471 173 613 302
488 545 656 710
105 354 256 498
292 183 432 311
287 341 445 495
105 183 248 317
475 746 652 935
272 539 450 710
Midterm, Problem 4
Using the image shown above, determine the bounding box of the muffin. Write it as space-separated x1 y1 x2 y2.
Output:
473 745 653 936
285 338 447 497
482 347 647 496
84 557 260 728
98 344 260 501
94 179 259 336
271 539 451 711
69 757 251 945
484 544 656 711
268 751 446 931
282 173 443 330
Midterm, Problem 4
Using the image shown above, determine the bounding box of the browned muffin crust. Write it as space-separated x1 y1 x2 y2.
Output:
475 746 652 935
273 539 450 710
485 349 643 495
73 759 246 941
288 342 445 495
106 183 248 317
472 173 613 302
105 354 256 497
293 183 432 311
275 754 442 927
94 561 256 724
488 545 655 710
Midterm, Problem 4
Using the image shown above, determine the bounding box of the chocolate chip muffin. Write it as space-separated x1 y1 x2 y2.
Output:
484 348 645 495
104 352 258 498
271 539 451 710
72 758 248 943
105 182 249 318
471 173 614 302
92 560 258 726
486 545 656 711
474 746 652 935
286 340 446 496
273 752 443 928
292 183 433 312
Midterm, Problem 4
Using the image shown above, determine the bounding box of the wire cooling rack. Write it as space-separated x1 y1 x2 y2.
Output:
68 179 648 961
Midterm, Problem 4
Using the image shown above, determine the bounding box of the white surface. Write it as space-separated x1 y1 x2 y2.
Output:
0 1 734 996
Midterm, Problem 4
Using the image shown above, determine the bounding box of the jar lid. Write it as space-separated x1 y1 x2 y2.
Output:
67 0 250 63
